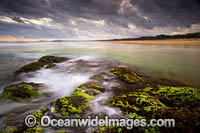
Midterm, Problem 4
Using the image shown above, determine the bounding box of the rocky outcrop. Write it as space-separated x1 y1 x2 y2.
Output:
14 55 69 75
0 82 42 101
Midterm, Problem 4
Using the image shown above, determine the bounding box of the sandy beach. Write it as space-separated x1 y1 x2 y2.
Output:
106 39 200 46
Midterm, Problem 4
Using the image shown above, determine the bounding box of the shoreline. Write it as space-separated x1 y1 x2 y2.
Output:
104 39 200 46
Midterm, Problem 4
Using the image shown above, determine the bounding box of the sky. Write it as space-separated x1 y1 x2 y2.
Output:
0 0 200 40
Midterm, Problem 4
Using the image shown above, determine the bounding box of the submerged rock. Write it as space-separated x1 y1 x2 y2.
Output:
0 82 42 101
14 55 69 75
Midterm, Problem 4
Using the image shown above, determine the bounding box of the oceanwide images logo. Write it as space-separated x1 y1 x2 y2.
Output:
25 115 175 129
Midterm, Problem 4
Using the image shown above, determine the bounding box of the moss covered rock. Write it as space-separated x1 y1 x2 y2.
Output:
57 130 71 133
32 108 48 124
139 86 200 107
108 91 166 119
93 126 124 133
8 126 44 133
107 85 200 132
38 55 67 64
78 81 105 95
0 82 41 100
111 67 144 84
54 88 94 116
15 55 68 75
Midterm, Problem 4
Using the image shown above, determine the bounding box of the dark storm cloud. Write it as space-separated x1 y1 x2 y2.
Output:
129 0 200 28
12 16 25 24
0 0 51 18
0 0 200 39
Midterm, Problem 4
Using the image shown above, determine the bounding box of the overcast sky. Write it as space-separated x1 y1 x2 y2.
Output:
0 0 200 40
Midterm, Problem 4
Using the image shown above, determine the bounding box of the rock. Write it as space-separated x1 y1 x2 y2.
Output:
54 88 94 116
0 82 42 101
141 86 200 107
45 63 56 69
14 55 69 75
107 85 200 132
78 81 105 94
111 67 144 84
3 67 200 132
38 55 67 64
108 91 166 119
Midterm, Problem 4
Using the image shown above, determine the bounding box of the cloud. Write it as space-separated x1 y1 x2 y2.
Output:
0 16 18 24
0 0 200 39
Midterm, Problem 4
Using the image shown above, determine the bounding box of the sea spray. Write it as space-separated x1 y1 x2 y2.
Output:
89 92 122 116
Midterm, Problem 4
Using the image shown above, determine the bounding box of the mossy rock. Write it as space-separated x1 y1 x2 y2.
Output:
93 126 158 133
32 108 48 125
25 126 43 133
78 81 105 94
4 126 18 133
15 55 68 75
159 107 200 133
45 63 56 69
108 85 200 132
54 88 94 116
108 91 166 119
139 86 200 107
38 55 67 64
0 82 41 100
4 108 48 133
57 130 71 133
93 126 124 133
18 126 43 133
111 67 144 84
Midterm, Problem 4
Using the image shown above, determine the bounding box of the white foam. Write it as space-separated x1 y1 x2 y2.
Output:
74 55 100 61
23 68 91 98
89 92 122 116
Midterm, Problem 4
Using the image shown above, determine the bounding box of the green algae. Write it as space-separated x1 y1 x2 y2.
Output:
54 88 94 116
10 108 48 133
25 126 43 133
15 55 68 75
83 89 102 96
111 67 144 84
57 130 70 133
108 84 200 132
140 86 200 107
0 82 41 100
108 92 166 119
32 108 48 124
93 126 123 133
107 91 166 132
5 126 18 132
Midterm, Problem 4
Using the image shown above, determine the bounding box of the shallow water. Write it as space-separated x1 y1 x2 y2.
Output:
0 41 200 89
